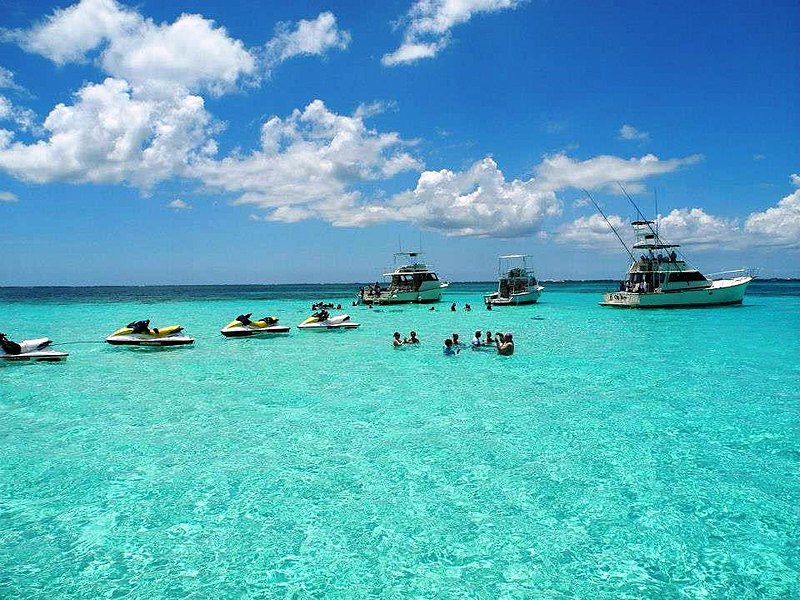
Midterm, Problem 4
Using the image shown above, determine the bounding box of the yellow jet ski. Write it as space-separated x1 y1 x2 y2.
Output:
220 313 291 337
105 320 194 346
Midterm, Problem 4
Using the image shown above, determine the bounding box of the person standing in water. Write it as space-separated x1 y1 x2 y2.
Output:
443 338 460 355
392 332 404 347
496 333 514 356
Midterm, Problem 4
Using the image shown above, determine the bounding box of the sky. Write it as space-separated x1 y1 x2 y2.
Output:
0 0 798 285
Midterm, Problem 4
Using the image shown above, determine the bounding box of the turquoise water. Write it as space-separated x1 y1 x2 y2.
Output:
1 282 798 599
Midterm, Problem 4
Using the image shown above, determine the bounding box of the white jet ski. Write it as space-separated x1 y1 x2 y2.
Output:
106 320 194 347
0 332 68 363
220 313 291 337
297 310 360 330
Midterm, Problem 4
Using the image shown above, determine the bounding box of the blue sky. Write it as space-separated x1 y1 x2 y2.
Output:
0 0 797 285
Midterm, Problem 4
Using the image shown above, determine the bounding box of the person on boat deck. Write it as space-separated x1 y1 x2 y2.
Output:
619 281 626 292
471 330 482 347
485 331 495 346
670 250 677 261
451 333 461 346
642 280 649 293
443 338 460 355
393 332 404 347
406 331 420 344
496 333 514 356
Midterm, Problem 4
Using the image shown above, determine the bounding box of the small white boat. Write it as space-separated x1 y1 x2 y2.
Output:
484 254 543 306
0 333 68 363
221 314 291 337
359 252 448 305
106 320 194 346
297 311 360 330
600 218 754 308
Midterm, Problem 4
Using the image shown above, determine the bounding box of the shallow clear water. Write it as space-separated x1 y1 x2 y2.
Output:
1 282 798 598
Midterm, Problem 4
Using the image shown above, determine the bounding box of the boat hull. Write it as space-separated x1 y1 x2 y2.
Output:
485 287 542 306
220 325 291 337
372 283 448 305
105 334 195 346
601 277 751 308
1 350 68 363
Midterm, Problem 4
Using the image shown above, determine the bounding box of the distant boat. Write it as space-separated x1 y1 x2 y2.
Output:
359 252 448 305
483 254 543 306
601 218 754 308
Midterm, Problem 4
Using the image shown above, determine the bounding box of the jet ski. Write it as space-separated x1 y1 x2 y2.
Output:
0 332 68 363
297 310 360 330
105 320 194 346
220 313 291 337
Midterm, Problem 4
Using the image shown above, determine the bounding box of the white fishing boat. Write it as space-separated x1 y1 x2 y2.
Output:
359 252 448 305
601 219 754 308
483 255 543 306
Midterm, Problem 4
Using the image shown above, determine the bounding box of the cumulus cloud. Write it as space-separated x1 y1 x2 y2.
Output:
166 198 191 210
0 78 214 187
386 157 562 236
555 213 627 247
556 175 800 251
265 12 350 69
744 174 800 248
0 2 352 189
382 0 521 66
0 190 18 202
192 99 421 211
619 124 649 142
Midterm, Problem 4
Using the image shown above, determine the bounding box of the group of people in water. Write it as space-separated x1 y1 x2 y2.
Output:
392 329 514 356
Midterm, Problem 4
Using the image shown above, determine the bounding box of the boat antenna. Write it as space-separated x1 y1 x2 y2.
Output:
582 189 635 262
618 182 688 272
654 188 659 236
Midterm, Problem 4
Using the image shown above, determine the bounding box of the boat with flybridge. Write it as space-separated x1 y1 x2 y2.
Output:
483 254 543 306
601 218 755 308
359 252 448 304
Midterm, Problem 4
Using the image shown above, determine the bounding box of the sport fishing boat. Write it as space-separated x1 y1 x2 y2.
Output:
297 310 360 330
220 313 290 337
483 255 543 306
0 332 68 363
106 320 195 346
359 252 448 305
601 219 754 308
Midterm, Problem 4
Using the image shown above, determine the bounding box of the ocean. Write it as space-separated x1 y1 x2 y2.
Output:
1 281 798 598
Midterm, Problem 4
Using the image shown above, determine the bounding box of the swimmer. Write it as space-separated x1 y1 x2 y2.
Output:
496 333 514 356
443 338 460 355
485 331 495 346
392 332 404 347
451 333 461 346
407 331 420 344
471 330 482 348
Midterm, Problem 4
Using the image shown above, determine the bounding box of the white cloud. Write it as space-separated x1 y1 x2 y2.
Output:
166 198 191 210
192 99 421 211
240 148 696 237
386 157 562 236
0 67 25 93
0 95 37 132
0 78 214 187
657 208 738 249
0 190 18 202
265 12 350 69
533 152 702 194
382 0 521 66
6 1 348 96
555 213 627 247
744 174 800 248
619 124 649 142
557 175 800 251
